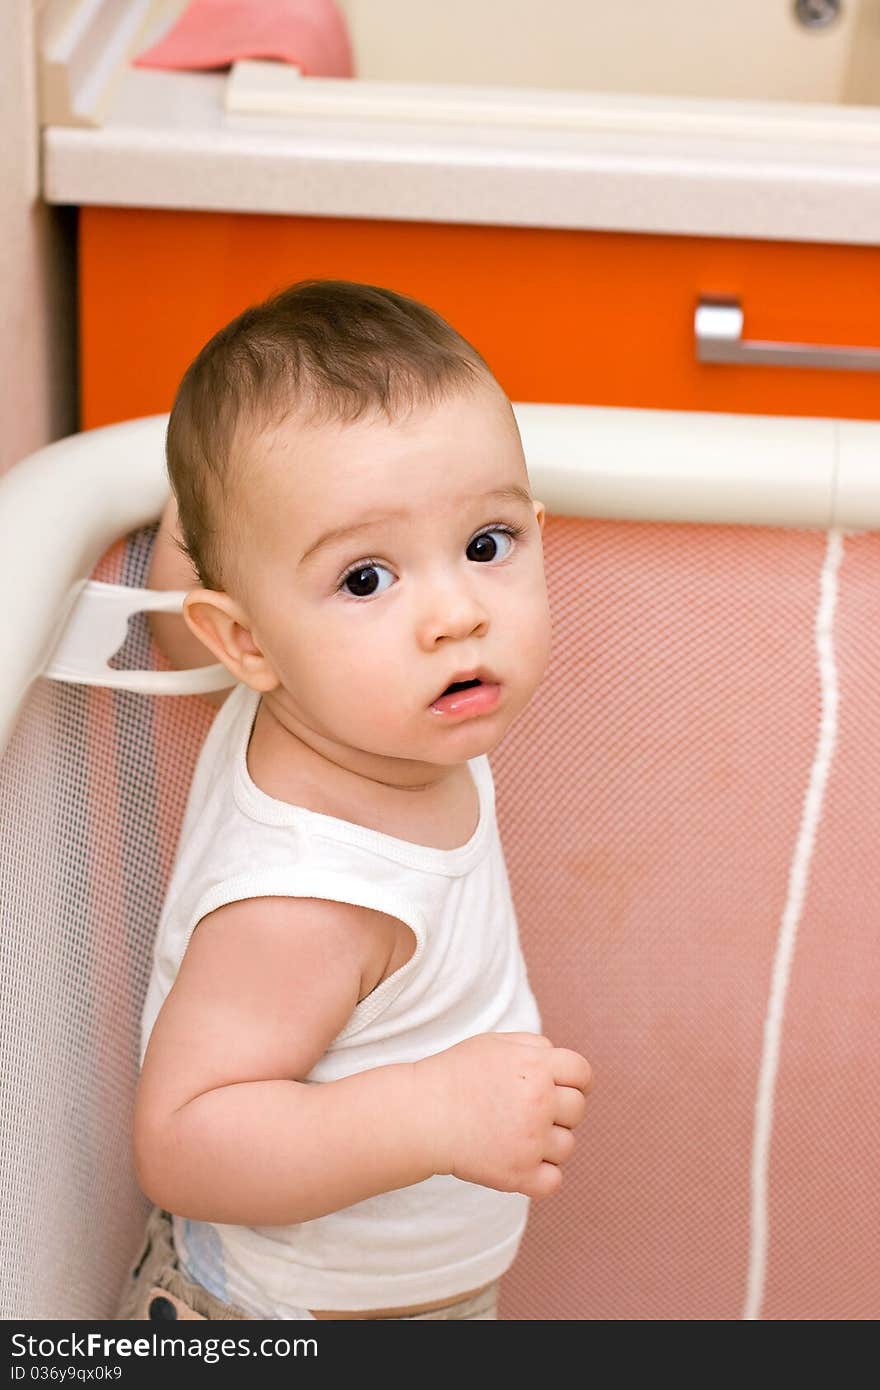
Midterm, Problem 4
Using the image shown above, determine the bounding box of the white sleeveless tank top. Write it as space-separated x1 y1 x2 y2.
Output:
140 681 542 1315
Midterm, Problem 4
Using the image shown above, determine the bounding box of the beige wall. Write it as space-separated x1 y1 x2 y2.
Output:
337 0 874 104
0 0 76 478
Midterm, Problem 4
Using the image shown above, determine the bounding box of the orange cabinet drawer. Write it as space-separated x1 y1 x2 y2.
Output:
80 207 880 428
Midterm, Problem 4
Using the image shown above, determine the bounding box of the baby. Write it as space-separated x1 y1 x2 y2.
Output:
122 280 592 1322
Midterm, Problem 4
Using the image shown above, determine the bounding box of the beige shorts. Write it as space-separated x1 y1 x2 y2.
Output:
115 1206 499 1321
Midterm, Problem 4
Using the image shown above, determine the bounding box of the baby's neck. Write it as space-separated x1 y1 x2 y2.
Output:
245 695 481 850
257 694 463 799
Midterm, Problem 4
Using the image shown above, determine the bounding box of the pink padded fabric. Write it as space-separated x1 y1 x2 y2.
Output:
133 0 354 77
493 519 879 1320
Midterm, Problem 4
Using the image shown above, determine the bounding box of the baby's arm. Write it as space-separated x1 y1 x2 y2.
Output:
134 896 592 1226
133 896 433 1225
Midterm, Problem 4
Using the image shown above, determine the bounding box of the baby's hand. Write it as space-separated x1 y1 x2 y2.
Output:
414 1032 592 1200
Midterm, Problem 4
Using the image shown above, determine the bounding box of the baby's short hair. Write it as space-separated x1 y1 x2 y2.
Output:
166 279 494 595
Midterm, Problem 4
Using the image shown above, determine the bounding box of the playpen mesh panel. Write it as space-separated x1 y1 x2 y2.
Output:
497 519 879 1322
1 517 877 1319
0 523 214 1321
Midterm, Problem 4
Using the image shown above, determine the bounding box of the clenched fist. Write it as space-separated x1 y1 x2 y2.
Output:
414 1032 592 1199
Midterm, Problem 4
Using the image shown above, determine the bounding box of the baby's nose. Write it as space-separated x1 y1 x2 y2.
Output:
417 579 490 646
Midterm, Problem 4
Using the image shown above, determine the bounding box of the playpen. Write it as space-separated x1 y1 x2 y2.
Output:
1 404 877 1320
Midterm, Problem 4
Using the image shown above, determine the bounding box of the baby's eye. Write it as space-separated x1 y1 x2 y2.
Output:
337 558 392 597
469 522 517 561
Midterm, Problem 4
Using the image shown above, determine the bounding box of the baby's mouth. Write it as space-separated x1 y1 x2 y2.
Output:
430 667 501 708
429 675 502 717
440 678 482 697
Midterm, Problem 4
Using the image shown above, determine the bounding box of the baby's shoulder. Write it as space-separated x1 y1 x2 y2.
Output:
192 894 410 1006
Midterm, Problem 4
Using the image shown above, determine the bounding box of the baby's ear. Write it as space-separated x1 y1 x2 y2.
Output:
182 590 278 692
533 500 546 533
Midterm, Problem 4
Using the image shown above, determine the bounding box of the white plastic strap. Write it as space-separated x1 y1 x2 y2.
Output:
41 580 237 696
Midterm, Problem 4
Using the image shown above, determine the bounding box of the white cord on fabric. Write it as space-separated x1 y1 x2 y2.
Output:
742 527 844 1320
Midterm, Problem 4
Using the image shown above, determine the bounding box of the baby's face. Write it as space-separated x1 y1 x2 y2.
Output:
236 381 552 771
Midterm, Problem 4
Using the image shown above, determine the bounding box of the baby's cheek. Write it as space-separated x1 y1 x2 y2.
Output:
323 655 397 724
340 689 407 757
517 583 552 651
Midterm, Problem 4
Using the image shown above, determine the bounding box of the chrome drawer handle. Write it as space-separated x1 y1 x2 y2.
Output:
695 297 880 373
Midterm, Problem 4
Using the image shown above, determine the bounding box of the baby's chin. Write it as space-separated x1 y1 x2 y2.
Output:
420 713 521 766
297 679 530 766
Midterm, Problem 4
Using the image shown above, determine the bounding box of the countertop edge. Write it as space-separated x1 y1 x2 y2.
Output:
42 123 880 245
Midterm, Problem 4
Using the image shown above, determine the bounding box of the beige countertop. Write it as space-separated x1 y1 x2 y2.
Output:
42 66 880 244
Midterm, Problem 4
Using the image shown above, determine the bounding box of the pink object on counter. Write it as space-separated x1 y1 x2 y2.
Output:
132 0 354 76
